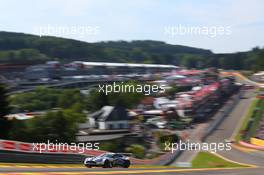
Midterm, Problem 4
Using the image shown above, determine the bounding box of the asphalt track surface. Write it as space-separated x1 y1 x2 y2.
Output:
206 89 264 167
0 168 264 175
0 167 264 175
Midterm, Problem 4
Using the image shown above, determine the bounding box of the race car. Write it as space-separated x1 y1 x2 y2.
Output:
84 153 130 168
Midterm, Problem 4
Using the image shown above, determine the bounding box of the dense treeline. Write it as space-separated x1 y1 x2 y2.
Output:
0 31 263 71
7 82 145 142
8 87 86 142
0 83 11 139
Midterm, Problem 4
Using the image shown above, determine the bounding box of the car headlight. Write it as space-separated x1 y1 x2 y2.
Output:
85 157 92 161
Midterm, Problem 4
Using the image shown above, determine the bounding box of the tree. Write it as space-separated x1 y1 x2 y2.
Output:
107 81 144 108
13 109 84 143
10 87 84 112
0 84 10 139
85 89 109 112
181 54 205 68
126 144 145 159
8 120 29 141
9 108 86 142
85 82 145 112
58 89 83 109
254 50 264 71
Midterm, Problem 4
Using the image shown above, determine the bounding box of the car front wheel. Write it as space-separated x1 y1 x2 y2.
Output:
123 160 130 168
103 160 112 168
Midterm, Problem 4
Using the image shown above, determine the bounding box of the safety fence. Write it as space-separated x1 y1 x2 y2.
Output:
0 139 107 155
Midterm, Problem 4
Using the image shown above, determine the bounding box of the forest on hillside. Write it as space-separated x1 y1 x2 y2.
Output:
0 31 263 71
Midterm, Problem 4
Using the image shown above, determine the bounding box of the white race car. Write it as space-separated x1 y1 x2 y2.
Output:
84 153 130 168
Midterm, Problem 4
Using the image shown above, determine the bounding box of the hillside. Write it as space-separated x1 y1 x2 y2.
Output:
0 31 211 64
0 31 263 71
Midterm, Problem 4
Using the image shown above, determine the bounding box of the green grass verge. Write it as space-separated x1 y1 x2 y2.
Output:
192 152 248 168
235 97 259 142
245 99 264 141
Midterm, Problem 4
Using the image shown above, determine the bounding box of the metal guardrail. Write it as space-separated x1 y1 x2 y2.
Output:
162 150 183 165
0 150 86 164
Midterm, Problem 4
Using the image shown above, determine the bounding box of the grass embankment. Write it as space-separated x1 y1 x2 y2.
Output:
192 152 248 168
235 97 259 142
235 93 264 142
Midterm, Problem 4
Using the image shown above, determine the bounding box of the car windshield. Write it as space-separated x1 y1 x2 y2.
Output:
98 153 114 158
